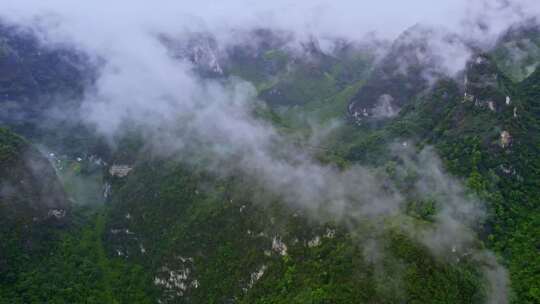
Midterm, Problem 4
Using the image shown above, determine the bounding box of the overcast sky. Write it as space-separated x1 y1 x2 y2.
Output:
2 0 539 44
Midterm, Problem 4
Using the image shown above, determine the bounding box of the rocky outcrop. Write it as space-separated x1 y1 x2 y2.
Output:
500 131 512 148
109 164 133 177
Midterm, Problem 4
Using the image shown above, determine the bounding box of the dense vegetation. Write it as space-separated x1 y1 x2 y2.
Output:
101 160 486 303
1 22 540 304
0 128 69 298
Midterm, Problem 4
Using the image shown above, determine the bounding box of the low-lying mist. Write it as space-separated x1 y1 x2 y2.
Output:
2 1 537 302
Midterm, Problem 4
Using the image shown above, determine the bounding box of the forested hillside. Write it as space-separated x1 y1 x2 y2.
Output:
1 6 540 304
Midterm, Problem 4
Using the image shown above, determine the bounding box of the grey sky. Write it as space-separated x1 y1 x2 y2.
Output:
2 0 538 44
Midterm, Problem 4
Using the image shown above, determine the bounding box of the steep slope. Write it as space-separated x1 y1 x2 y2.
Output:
347 26 451 124
415 55 540 304
0 23 88 123
256 39 373 107
340 54 540 303
1 20 540 304
165 30 374 108
0 129 156 303
493 20 540 82
0 128 70 288
0 22 107 156
102 159 486 304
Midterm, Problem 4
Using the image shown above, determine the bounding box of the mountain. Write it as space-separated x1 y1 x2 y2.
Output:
101 159 486 303
0 22 87 121
347 25 470 126
345 48 540 304
1 19 540 304
493 19 540 82
0 127 70 289
0 22 107 156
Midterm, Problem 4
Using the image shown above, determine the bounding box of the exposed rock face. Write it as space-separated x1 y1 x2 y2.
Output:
154 257 199 302
47 209 67 219
307 236 322 248
348 25 446 119
488 101 496 112
103 182 111 198
372 94 399 118
500 131 512 148
161 33 224 76
109 165 133 177
463 92 475 102
244 264 267 292
271 236 288 256
464 54 507 110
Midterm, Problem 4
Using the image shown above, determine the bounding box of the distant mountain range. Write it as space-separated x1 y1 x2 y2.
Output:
1 18 539 304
